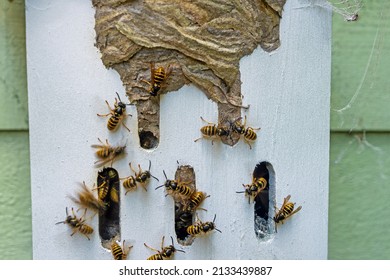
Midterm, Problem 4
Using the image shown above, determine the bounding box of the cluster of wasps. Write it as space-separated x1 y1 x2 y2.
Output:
138 62 261 149
55 87 161 259
56 61 302 259
237 171 302 231
54 73 222 258
195 115 260 149
156 168 221 241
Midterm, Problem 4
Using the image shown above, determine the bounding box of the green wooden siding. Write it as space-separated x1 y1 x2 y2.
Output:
0 0 389 259
0 0 32 260
0 132 31 259
329 1 390 259
331 0 390 131
329 133 390 259
0 0 29 130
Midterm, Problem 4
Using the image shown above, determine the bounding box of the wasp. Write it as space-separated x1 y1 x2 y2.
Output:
91 138 126 167
121 160 159 194
111 240 133 260
144 236 185 260
155 170 193 201
231 116 260 149
273 195 302 228
94 167 119 203
194 117 230 144
237 177 267 204
55 207 94 240
68 181 107 215
186 214 221 236
141 62 172 97
97 92 132 132
183 191 209 212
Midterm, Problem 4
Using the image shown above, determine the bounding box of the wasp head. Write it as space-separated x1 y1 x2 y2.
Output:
217 127 229 137
150 84 161 96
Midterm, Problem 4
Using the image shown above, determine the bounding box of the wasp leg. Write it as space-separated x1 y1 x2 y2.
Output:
121 121 131 132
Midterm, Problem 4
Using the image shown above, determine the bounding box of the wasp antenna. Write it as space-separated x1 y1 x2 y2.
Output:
170 236 174 246
162 170 168 180
236 191 245 194
148 160 152 171
213 214 217 223
115 92 122 101
151 174 160 182
215 228 222 233
155 184 164 190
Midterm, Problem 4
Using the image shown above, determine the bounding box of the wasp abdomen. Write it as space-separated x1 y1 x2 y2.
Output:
200 125 217 137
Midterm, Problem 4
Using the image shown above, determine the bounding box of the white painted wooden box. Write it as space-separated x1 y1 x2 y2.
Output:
26 0 331 259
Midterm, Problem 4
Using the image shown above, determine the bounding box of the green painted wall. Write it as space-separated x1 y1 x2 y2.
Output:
0 0 389 259
0 0 31 259
329 0 390 259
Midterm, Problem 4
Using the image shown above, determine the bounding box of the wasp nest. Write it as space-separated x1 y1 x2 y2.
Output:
93 0 286 148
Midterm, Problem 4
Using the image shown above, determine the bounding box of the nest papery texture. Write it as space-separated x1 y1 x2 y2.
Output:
93 0 285 147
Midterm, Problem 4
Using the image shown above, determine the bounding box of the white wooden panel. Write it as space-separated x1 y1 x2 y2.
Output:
26 0 331 259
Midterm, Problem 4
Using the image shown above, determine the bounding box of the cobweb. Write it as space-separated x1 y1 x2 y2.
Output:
333 12 383 118
334 131 387 180
297 0 362 21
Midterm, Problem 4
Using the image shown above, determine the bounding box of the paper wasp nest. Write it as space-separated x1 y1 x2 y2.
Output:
93 0 286 149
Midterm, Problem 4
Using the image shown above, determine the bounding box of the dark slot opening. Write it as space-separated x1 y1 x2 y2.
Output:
139 130 158 150
174 164 196 246
97 167 121 248
253 161 276 240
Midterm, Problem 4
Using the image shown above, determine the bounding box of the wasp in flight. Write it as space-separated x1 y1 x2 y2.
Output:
97 92 132 132
144 236 185 260
155 170 193 202
186 214 221 237
111 240 133 260
194 116 230 145
55 207 94 240
274 195 302 230
141 62 172 97
231 116 260 149
237 177 267 204
91 138 126 167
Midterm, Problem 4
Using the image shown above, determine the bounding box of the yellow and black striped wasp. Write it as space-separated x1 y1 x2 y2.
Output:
144 236 185 260
141 62 172 97
111 239 133 260
186 214 221 237
194 116 230 145
231 115 260 149
273 195 302 231
68 181 107 215
91 138 126 168
155 170 193 202
183 191 209 212
55 207 94 240
97 92 132 132
121 160 159 194
237 177 267 204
